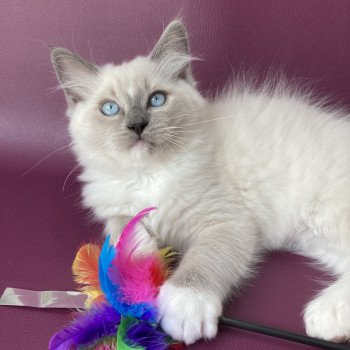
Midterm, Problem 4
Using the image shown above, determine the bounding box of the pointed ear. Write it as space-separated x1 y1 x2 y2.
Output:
50 47 99 106
150 20 195 85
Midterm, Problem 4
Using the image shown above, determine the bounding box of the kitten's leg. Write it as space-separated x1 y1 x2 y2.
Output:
304 274 350 342
105 215 131 241
301 207 350 341
157 217 259 345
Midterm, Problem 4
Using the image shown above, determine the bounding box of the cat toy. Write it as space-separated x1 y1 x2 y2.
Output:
49 208 349 350
49 207 181 350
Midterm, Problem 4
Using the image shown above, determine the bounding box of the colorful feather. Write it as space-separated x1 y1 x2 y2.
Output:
90 337 117 350
98 234 145 319
111 250 164 304
72 243 104 307
107 208 167 321
98 235 119 308
93 344 116 350
50 208 180 350
49 303 120 350
126 319 169 350
93 345 116 350
115 207 157 255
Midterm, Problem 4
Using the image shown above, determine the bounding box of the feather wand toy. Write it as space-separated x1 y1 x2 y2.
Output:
50 208 349 350
50 208 181 350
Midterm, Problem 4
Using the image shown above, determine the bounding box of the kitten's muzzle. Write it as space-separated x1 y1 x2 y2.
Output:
127 121 149 137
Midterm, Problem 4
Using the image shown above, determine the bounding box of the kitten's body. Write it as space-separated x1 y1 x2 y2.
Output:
52 21 350 344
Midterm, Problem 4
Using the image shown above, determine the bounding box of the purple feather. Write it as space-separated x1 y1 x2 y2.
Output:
49 303 120 350
126 321 168 350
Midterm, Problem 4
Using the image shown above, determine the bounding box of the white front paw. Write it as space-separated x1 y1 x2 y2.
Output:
157 282 222 345
304 291 350 342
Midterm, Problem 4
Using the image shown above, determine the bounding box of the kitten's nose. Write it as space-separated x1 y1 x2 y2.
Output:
127 121 148 137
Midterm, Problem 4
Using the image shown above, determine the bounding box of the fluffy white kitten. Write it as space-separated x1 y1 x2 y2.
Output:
51 20 350 344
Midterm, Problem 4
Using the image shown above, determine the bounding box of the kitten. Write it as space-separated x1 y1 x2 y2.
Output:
51 20 350 344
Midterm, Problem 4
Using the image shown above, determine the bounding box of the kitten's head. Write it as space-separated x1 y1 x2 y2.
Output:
51 21 205 165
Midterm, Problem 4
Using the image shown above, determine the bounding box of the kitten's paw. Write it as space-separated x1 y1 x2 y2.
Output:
304 292 350 342
157 282 222 345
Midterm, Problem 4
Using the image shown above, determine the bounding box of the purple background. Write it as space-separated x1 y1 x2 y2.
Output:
1 1 349 349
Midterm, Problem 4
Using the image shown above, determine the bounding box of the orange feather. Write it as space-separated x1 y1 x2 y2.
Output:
72 243 105 307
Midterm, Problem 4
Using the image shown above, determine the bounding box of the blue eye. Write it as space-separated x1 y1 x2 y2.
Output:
149 92 166 107
101 101 119 116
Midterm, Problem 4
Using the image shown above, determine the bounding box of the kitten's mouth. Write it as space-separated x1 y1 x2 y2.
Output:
131 139 153 152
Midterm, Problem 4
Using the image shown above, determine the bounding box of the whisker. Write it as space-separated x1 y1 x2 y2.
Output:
165 140 175 156
164 132 186 141
160 126 201 134
18 143 72 178
166 137 193 158
159 137 176 156
171 137 187 146
179 129 201 133
167 112 191 120
161 139 174 156
161 125 181 130
181 115 239 127
61 139 109 191
62 163 81 192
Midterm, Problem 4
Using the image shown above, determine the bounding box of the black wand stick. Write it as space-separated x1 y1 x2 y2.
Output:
219 317 350 350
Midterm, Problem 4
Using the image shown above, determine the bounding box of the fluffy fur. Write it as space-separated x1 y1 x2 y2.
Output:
51 20 350 344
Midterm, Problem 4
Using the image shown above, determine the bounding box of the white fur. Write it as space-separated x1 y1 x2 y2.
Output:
304 276 350 341
52 21 350 344
157 282 222 345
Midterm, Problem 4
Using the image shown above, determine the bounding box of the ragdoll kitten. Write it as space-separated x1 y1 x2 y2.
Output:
51 20 350 344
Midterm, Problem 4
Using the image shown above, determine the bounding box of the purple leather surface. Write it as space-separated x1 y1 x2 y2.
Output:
1 1 349 349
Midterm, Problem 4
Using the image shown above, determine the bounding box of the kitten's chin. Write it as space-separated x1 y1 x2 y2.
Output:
133 140 153 151
128 139 155 155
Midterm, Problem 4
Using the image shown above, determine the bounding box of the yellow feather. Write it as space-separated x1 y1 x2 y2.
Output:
72 243 104 308
159 246 179 268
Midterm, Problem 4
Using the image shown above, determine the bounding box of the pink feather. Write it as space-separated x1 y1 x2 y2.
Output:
109 207 166 305
116 207 156 254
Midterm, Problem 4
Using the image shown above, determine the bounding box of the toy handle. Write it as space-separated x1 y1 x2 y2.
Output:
219 317 350 350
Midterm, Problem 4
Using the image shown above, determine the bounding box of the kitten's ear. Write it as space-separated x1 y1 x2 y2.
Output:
150 20 195 85
51 47 99 106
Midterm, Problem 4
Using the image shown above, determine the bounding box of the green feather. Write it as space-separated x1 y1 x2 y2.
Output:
117 317 144 350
